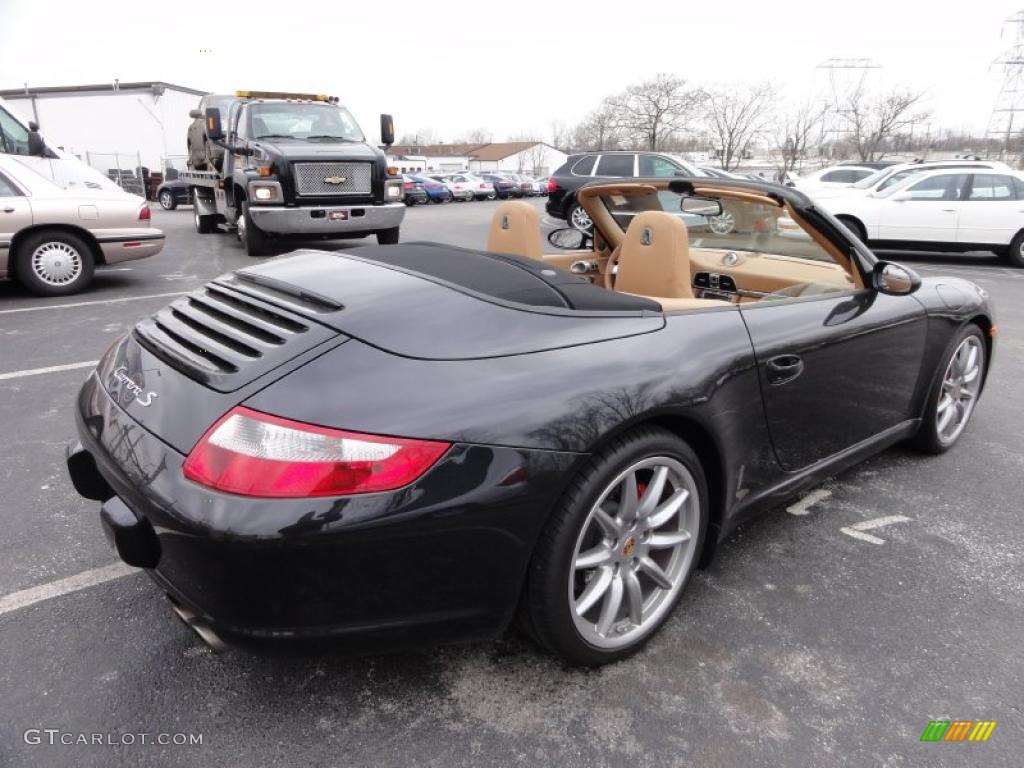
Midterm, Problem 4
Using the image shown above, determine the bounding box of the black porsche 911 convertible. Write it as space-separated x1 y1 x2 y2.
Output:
66 178 995 665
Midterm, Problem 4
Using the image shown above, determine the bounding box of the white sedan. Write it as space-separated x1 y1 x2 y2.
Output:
821 169 1024 267
792 164 877 194
0 154 164 295
444 173 496 201
810 160 1012 201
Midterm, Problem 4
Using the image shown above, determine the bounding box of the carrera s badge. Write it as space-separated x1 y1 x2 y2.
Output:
323 176 348 185
112 366 158 407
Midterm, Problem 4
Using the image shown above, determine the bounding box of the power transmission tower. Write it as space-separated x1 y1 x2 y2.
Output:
987 10 1024 158
813 58 882 157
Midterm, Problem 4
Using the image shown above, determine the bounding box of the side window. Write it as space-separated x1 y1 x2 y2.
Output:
820 169 859 183
0 172 21 196
906 174 960 201
967 174 1014 201
571 155 597 176
1012 176 1024 200
0 108 30 155
596 154 635 177
638 155 682 177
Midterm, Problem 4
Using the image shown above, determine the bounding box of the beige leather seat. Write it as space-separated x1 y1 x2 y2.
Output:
616 211 696 299
486 201 543 260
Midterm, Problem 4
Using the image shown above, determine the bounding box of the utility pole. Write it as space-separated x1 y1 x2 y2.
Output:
986 10 1024 160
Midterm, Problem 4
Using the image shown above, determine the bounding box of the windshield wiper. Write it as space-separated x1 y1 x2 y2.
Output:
255 134 296 140
305 135 357 142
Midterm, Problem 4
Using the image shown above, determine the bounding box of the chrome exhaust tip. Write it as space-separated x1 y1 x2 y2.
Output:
171 603 228 653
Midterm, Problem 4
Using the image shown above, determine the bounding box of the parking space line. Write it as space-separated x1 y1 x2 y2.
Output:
0 291 187 315
786 488 832 516
0 562 136 616
0 361 98 381
839 515 912 545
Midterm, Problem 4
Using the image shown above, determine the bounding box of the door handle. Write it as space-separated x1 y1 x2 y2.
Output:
941 208 957 212
2 207 14 213
766 354 804 386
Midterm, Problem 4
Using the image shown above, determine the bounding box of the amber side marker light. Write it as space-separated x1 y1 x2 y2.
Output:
989 325 998 337
257 165 272 177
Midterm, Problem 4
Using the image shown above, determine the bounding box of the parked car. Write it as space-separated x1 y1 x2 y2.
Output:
0 154 164 295
446 172 495 200
478 173 519 199
837 160 902 171
822 168 1024 266
67 177 994 665
402 175 429 205
500 173 536 197
533 177 550 196
408 174 452 203
814 160 1012 201
791 164 877 194
547 151 701 230
186 93 237 171
155 178 192 210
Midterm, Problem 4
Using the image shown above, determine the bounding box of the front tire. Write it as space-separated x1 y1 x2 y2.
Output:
910 324 986 453
520 427 708 666
238 202 272 256
1007 231 1024 267
376 227 400 245
837 215 867 244
158 190 176 210
14 230 95 296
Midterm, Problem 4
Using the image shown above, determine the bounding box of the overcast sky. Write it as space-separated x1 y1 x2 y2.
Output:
1 0 1019 143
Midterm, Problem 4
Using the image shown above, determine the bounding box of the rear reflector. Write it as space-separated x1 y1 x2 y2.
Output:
183 406 450 497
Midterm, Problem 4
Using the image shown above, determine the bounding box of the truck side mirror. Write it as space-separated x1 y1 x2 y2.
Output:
380 114 394 147
205 107 224 141
189 109 204 119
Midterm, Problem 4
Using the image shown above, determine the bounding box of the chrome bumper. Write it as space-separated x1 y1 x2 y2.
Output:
247 203 405 235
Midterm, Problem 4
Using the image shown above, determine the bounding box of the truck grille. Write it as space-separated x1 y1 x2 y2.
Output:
133 280 339 392
293 161 372 196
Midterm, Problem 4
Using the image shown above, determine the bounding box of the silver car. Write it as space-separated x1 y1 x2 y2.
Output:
0 154 164 295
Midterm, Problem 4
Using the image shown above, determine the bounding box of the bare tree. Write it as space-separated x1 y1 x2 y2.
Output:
455 127 492 145
572 100 621 150
705 83 777 170
397 127 440 146
610 74 705 151
549 120 569 150
835 84 930 161
774 100 829 176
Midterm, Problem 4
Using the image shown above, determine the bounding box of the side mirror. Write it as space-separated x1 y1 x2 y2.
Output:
681 195 723 217
205 107 224 141
548 227 591 250
380 114 395 147
891 192 912 202
189 109 204 119
872 261 920 296
27 127 46 156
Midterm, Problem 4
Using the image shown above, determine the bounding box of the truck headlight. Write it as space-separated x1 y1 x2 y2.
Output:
249 181 282 203
385 180 403 200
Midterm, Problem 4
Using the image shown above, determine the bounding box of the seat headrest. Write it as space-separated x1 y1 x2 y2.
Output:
615 211 694 299
486 200 542 260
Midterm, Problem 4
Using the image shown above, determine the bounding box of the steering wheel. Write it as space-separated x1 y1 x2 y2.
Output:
603 246 621 291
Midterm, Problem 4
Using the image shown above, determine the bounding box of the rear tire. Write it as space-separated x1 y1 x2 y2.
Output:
519 426 708 666
568 203 593 232
1007 231 1024 267
910 324 986 454
193 204 217 234
14 230 95 296
376 227 400 245
238 202 273 256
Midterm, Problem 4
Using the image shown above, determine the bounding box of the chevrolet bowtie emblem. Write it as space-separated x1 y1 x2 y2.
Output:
323 175 347 184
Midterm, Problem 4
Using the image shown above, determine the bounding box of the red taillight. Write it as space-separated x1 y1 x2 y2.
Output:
182 406 450 498
403 182 414 190
138 205 151 221
547 178 557 194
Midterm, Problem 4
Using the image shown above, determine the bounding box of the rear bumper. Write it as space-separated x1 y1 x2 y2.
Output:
68 371 576 648
247 202 405 235
96 231 165 264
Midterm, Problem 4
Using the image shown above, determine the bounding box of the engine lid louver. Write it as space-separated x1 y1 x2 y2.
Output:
133 279 340 392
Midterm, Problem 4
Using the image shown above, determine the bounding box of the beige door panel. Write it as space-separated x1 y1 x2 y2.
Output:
688 247 854 294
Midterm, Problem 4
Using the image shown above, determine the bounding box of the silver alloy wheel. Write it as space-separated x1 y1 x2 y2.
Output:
570 205 593 231
708 210 736 235
159 191 174 210
236 210 246 242
569 456 699 650
936 335 984 446
30 241 82 286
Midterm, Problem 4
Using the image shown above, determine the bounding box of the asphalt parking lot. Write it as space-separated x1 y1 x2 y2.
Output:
1 199 1022 767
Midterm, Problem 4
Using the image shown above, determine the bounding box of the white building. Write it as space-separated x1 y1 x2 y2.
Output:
0 81 206 174
387 141 567 177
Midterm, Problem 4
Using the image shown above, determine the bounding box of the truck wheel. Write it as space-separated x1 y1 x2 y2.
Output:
238 202 273 256
14 230 95 296
376 228 400 245
193 205 217 234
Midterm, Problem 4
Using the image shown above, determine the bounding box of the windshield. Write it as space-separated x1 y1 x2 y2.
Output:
598 188 838 263
851 168 892 189
247 102 364 142
875 168 924 192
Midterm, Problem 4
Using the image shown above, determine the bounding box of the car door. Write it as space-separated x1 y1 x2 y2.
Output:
876 173 966 243
0 170 32 278
956 173 1021 246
